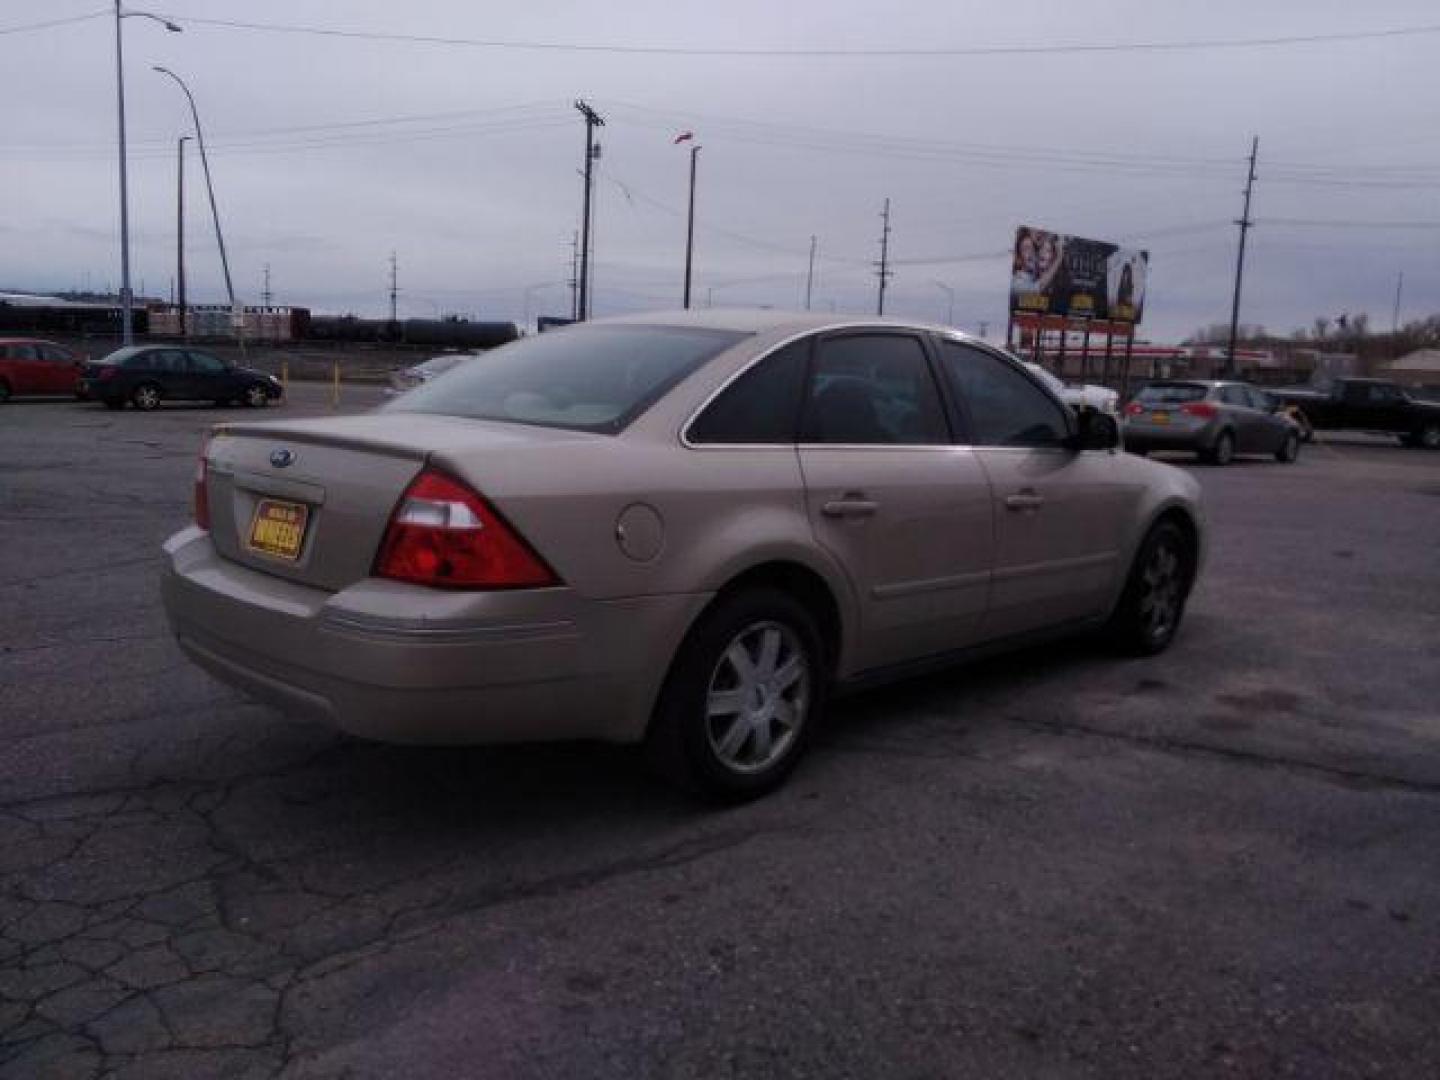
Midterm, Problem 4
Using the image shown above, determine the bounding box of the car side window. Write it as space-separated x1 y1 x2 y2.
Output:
688 339 807 444
38 345 69 363
800 334 948 445
1244 387 1273 411
187 352 226 375
1217 385 1246 407
938 341 1069 448
11 345 39 361
1368 384 1401 405
124 352 155 371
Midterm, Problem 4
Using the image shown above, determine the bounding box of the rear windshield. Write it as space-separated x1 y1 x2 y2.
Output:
92 347 144 367
386 324 749 433
1135 383 1208 404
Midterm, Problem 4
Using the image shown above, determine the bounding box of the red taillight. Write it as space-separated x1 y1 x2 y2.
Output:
1181 401 1219 419
1125 401 1144 416
193 439 211 530
374 469 558 590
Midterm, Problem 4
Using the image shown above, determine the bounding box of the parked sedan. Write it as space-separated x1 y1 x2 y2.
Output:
1123 380 1302 464
1023 361 1120 414
0 338 84 401
162 312 1205 799
80 346 283 410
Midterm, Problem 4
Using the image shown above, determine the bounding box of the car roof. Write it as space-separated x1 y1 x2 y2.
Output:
593 307 981 343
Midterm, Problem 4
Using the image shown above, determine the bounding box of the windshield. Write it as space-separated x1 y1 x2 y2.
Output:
386 324 749 433
1136 383 1208 404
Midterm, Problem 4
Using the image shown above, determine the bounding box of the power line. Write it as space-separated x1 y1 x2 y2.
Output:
0 9 107 35
148 13 1440 57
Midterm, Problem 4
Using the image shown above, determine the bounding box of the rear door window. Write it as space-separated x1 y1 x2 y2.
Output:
801 334 949 445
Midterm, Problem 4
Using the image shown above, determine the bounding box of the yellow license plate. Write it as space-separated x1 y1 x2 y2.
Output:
247 499 309 560
1150 411 1170 424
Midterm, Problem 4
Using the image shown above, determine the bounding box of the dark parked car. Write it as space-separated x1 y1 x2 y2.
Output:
1123 380 1302 465
0 338 84 401
79 346 283 411
1270 377 1440 449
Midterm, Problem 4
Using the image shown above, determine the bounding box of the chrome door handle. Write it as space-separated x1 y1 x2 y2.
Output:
822 497 879 518
1004 491 1044 512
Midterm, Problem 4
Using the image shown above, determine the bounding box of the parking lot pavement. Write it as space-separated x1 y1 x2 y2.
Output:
2 400 1438 1079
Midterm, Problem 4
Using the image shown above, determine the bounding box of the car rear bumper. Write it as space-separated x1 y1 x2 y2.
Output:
1123 421 1215 454
160 527 708 745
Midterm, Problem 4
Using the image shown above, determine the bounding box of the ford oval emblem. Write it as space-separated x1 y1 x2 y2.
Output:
270 448 295 469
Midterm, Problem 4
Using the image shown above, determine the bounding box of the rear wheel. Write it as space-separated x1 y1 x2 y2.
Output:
1275 431 1300 463
132 383 162 411
1203 430 1235 466
1107 521 1194 656
1416 422 1440 450
647 588 825 801
243 384 269 408
0 380 10 404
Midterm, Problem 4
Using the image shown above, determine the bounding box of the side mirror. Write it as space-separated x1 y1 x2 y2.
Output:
1069 406 1120 451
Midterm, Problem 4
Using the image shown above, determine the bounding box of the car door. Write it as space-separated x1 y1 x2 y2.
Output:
185 351 229 401
7 344 47 394
1216 384 1263 452
796 330 994 671
936 338 1136 640
1243 386 1288 450
38 345 79 394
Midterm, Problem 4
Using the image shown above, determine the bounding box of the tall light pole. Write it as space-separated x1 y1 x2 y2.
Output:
682 144 701 309
114 4 181 345
175 135 190 336
153 66 236 328
933 280 956 326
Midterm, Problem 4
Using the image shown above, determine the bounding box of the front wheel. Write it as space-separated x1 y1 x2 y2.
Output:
243 384 270 408
647 588 826 801
1275 431 1300 463
1106 521 1194 656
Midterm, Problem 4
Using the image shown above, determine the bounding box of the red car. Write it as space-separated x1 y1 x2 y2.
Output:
0 338 85 402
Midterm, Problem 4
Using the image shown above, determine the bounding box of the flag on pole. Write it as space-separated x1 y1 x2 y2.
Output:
673 131 695 144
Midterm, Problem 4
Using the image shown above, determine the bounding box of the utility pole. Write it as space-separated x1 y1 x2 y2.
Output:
682 144 701 309
388 251 398 324
575 100 605 320
262 263 272 307
1225 136 1259 376
568 231 580 320
875 198 893 316
175 135 190 336
805 235 817 311
1392 270 1404 335
978 320 990 339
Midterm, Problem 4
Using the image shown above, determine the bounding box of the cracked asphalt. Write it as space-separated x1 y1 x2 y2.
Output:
2 384 1438 1078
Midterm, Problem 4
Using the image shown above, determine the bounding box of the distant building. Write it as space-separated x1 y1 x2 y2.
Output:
1384 349 1440 391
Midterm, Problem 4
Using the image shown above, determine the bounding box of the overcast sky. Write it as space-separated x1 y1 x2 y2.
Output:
4 0 1439 341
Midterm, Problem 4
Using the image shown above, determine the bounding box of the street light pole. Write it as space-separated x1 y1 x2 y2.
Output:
175 135 190 336
113 6 181 346
933 281 956 326
153 67 235 324
683 145 700 309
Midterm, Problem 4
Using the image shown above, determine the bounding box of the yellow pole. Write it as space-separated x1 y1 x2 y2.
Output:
331 359 339 409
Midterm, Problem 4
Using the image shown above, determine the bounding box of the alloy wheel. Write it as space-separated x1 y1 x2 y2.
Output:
134 386 160 410
245 385 268 408
705 621 811 775
1138 539 1184 644
1421 424 1440 450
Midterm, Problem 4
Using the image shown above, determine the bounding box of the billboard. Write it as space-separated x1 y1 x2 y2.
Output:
1010 226 1149 324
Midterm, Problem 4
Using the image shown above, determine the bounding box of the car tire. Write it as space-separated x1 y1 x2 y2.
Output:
131 383 162 411
1106 520 1194 657
0 380 10 404
647 588 827 802
1416 422 1440 450
1275 431 1300 463
243 384 270 408
102 397 125 410
1204 430 1235 466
